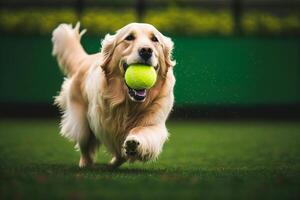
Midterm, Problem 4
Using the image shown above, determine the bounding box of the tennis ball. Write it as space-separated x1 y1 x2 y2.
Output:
125 64 157 90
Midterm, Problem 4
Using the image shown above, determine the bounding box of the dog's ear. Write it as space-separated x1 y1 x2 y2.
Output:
162 36 176 68
99 33 117 72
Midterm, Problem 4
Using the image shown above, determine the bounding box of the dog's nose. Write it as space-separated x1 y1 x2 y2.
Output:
139 47 153 61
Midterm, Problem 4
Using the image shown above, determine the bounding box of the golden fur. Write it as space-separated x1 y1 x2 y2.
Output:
52 22 175 168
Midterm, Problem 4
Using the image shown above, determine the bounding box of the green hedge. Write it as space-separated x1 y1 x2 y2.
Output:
242 11 300 35
0 9 133 35
0 8 299 35
145 8 233 35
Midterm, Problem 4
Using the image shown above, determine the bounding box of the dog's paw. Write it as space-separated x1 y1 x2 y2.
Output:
123 136 153 162
124 139 140 157
79 156 93 168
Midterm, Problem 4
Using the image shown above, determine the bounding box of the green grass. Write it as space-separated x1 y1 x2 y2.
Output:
0 119 299 199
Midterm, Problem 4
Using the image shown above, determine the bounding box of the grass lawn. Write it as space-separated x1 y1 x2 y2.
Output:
0 119 299 199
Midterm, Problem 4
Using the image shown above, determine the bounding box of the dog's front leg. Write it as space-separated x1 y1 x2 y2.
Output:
123 125 168 162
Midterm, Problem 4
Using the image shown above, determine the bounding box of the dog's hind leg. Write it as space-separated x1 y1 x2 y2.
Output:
56 78 100 168
78 129 100 168
69 102 101 168
108 156 126 169
61 101 100 168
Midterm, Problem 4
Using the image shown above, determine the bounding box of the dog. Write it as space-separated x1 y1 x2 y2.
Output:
52 22 176 168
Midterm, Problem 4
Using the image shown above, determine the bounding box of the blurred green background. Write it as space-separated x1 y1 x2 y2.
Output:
0 36 300 106
0 0 300 113
0 0 299 112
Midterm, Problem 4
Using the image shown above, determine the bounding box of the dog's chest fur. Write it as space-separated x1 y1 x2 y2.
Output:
87 97 151 155
85 64 152 155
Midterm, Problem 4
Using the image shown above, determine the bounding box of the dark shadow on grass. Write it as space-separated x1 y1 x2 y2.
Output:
72 163 169 175
1 163 170 176
2 162 297 179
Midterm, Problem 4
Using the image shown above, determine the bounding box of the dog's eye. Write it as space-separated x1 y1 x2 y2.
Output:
151 35 158 42
125 34 135 41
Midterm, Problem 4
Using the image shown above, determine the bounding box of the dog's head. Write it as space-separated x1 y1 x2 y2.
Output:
99 23 175 103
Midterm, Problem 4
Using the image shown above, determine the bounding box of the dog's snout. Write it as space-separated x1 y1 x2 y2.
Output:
139 47 153 61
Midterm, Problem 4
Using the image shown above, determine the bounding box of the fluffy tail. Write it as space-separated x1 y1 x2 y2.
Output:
52 22 87 76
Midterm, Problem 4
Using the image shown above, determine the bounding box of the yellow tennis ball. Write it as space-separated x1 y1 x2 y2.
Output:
125 64 157 90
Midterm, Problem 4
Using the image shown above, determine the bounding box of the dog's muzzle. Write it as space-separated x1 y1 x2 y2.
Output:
123 62 158 102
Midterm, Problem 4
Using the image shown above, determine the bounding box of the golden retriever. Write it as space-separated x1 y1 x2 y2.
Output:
52 22 175 168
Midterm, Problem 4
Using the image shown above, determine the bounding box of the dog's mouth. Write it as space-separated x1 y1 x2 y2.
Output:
128 88 147 102
123 62 158 102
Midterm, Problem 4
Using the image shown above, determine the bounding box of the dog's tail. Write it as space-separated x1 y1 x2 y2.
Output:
52 22 87 76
